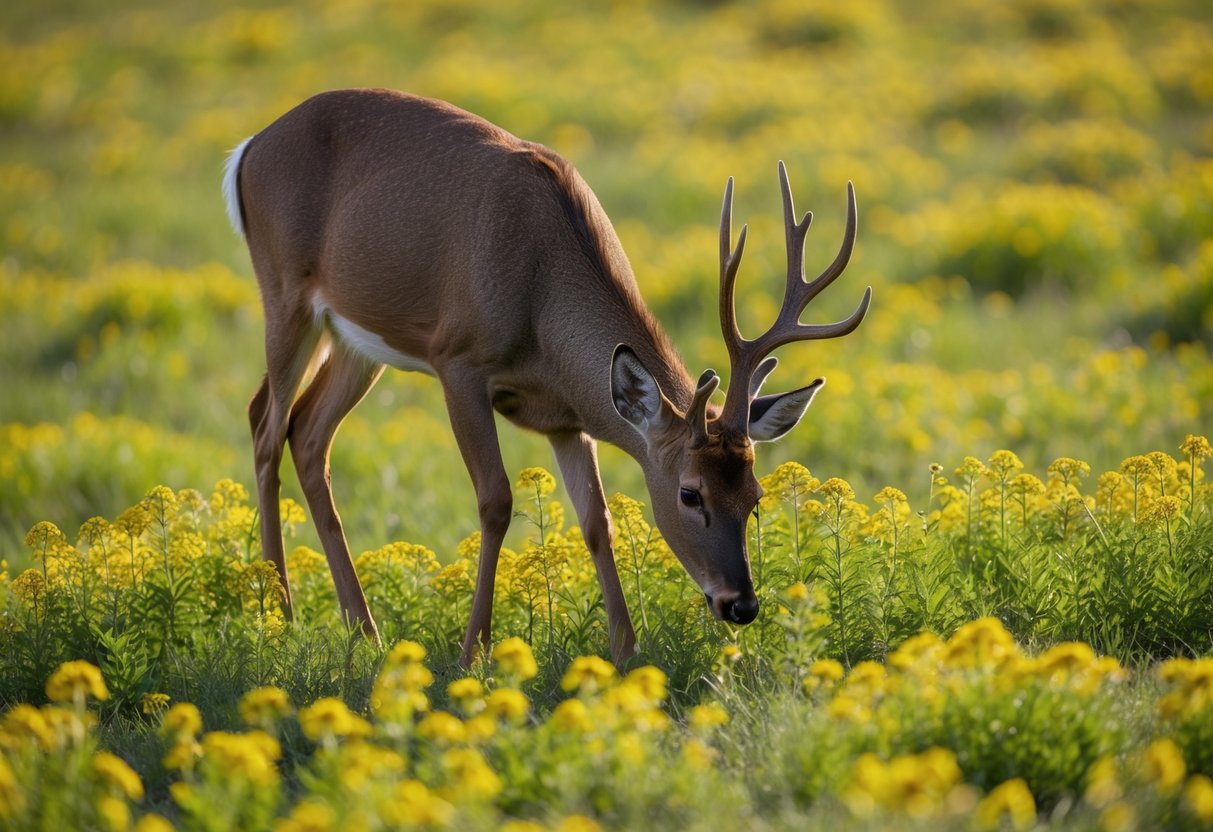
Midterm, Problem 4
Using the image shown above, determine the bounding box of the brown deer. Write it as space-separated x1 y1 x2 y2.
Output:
222 88 869 666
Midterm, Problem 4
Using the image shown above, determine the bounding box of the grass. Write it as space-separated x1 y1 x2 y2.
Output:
1 0 1212 828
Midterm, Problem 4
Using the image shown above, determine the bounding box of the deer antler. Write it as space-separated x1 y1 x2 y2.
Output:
717 161 871 436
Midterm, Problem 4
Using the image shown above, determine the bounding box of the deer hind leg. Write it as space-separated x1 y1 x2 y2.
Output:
550 431 638 666
249 306 324 620
286 341 384 641
437 363 513 668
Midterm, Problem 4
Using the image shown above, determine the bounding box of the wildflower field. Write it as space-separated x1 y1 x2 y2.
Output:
2 0 1212 829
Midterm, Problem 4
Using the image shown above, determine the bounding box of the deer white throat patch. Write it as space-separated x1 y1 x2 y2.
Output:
311 296 434 375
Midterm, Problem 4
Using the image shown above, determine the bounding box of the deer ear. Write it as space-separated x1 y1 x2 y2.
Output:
748 379 824 442
611 345 666 436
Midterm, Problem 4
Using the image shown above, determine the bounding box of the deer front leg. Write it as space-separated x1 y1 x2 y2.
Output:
550 431 638 666
439 365 513 668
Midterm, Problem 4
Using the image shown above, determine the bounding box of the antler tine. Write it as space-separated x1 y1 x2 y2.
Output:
718 176 748 359
716 167 870 435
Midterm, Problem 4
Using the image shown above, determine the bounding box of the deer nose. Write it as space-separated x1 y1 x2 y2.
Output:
707 592 760 625
724 594 760 624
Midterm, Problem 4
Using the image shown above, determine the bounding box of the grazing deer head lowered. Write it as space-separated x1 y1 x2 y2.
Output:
223 88 870 666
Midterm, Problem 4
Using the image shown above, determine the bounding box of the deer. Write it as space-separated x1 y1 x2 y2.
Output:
222 88 870 667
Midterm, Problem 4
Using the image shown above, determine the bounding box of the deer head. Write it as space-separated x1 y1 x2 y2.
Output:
611 162 871 624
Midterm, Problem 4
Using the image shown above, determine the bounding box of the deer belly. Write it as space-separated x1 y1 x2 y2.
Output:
312 297 435 375
491 386 580 434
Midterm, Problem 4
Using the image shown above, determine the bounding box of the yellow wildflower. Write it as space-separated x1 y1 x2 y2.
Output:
384 780 455 827
200 730 281 786
140 693 170 718
804 658 846 694
417 711 467 744
515 467 556 497
298 698 372 742
1084 757 1121 809
974 778 1036 830
485 688 530 723
441 747 502 800
621 666 667 704
1142 738 1186 794
160 703 202 740
557 815 602 832
96 794 130 832
92 751 144 800
239 686 293 728
132 814 175 832
1 704 53 749
493 637 539 682
448 677 483 701
550 699 593 734
561 655 616 694
46 660 109 704
818 477 856 502
162 739 202 772
688 702 729 730
1184 774 1213 824
273 799 335 832
986 450 1024 479
1181 434 1212 462
385 639 427 666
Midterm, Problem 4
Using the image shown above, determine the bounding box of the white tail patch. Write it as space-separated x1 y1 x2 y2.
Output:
222 136 254 237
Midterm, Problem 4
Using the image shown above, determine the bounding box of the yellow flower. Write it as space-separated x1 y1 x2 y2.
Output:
162 739 202 772
974 778 1036 830
818 477 856 502
132 814 176 832
46 660 109 704
688 702 729 730
200 730 281 786
1084 756 1121 808
441 747 502 800
557 815 602 832
383 780 455 827
160 703 202 740
386 639 427 666
804 658 846 694
515 467 557 497
447 677 484 703
298 698 372 742
1142 738 1186 794
550 699 593 734
484 688 530 723
1180 434 1212 462
493 637 539 682
96 794 131 832
1184 774 1213 824
273 798 335 832
986 450 1024 479
417 711 467 744
501 821 546 832
682 737 719 770
92 751 144 800
139 693 170 718
561 656 616 694
845 747 961 819
621 666 667 704
0 754 24 816
784 581 810 601
1 704 53 749
239 686 292 728
719 644 743 664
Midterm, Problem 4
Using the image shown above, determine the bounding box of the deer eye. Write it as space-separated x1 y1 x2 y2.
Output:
679 487 702 508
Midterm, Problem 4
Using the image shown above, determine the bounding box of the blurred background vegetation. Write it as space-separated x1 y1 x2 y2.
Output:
1 0 1210 560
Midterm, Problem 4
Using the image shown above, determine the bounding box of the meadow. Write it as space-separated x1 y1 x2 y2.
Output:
1 0 1212 828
